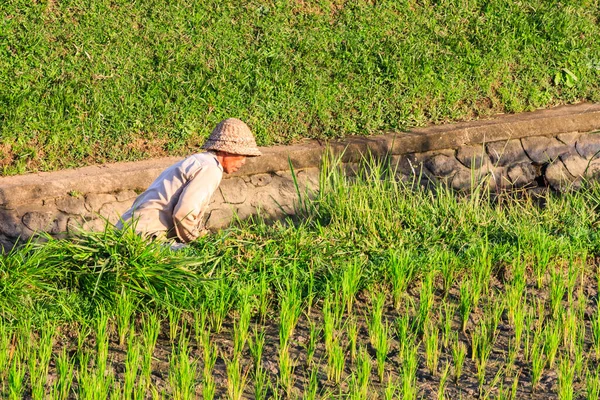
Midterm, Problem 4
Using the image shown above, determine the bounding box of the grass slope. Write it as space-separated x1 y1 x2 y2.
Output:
1 0 600 175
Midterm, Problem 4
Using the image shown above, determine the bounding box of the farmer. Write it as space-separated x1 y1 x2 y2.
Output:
117 118 261 243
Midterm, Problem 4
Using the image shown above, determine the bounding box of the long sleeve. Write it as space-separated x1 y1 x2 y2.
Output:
172 164 223 243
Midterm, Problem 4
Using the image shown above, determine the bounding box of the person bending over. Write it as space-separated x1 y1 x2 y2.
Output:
117 118 261 242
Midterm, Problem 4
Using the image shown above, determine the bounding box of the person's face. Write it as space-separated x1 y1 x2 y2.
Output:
221 153 247 174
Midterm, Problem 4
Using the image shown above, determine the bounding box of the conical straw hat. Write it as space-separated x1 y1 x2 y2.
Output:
201 118 262 157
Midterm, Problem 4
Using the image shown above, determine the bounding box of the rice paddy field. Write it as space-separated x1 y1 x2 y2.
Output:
4 160 600 399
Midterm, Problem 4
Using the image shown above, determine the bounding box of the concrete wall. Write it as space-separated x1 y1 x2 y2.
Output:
1 103 600 250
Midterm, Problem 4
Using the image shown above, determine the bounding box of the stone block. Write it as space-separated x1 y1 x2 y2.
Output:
451 170 474 192
575 133 600 159
560 152 591 178
250 173 273 187
456 145 492 170
545 162 577 192
82 218 109 232
22 210 55 233
557 131 582 146
55 196 87 215
521 136 569 164
67 216 85 233
0 209 24 238
99 200 135 224
115 190 138 202
85 193 117 213
219 178 247 204
507 163 538 188
205 208 234 230
424 154 460 177
235 205 258 221
487 140 529 167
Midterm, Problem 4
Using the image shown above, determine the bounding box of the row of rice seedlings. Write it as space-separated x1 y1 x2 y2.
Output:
169 326 197 400
278 279 303 395
368 291 390 381
388 250 415 310
249 327 268 399
28 324 54 400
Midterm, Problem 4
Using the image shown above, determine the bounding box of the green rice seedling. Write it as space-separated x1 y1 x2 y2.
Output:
488 296 505 340
193 306 207 345
323 293 342 354
543 321 561 369
438 362 451 400
206 279 233 333
225 355 248 400
512 298 526 351
248 327 268 398
123 333 141 400
167 306 182 344
279 279 303 351
51 348 74 400
472 322 492 389
452 334 467 383
278 345 295 396
438 250 457 296
459 279 473 332
77 351 113 400
562 310 579 356
374 320 390 382
201 333 218 400
417 271 435 333
258 271 271 323
592 307 600 360
396 313 413 359
558 355 575 400
248 327 265 369
529 229 552 289
116 289 136 346
345 315 359 363
233 293 252 357
8 357 25 400
384 374 400 400
389 250 414 309
327 340 345 384
530 336 546 391
141 313 160 391
425 322 440 376
350 346 372 399
305 364 320 400
253 365 269 400
29 324 54 400
474 238 493 297
341 257 363 314
550 266 566 319
442 303 456 349
305 318 320 366
0 320 11 384
169 328 198 400
95 310 110 378
481 366 507 400
401 345 418 400
586 366 600 399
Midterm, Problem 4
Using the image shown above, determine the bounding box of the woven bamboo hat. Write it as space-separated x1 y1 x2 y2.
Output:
202 118 262 157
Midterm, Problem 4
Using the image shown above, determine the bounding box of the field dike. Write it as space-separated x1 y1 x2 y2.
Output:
2 103 600 251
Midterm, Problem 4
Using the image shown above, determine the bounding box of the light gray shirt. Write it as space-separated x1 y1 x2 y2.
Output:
118 152 223 242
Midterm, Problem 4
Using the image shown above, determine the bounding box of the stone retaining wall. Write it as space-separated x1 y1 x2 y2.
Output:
2 103 600 251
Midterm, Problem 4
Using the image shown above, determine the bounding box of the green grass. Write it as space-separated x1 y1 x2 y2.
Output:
6 159 600 396
2 0 600 175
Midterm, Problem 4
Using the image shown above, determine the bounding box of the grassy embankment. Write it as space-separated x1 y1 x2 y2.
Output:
4 158 600 398
2 0 600 175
